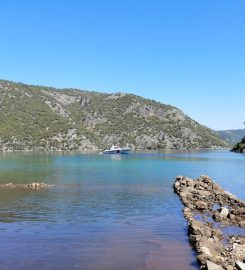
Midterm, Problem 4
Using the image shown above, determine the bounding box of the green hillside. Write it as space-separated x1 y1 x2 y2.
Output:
0 79 228 151
217 129 245 145
231 136 245 153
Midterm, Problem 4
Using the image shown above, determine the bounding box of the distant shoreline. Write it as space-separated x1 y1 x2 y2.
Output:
0 148 231 154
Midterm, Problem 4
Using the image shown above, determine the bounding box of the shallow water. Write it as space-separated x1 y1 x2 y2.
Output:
0 150 244 270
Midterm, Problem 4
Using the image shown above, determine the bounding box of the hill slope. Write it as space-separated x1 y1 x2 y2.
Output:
217 129 245 145
0 79 228 151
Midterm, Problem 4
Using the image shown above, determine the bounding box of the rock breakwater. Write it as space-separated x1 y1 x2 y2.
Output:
174 175 245 270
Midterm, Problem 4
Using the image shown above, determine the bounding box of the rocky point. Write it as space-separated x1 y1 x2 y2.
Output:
173 175 245 270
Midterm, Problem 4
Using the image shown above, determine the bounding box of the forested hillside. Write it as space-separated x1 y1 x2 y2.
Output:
0 80 228 151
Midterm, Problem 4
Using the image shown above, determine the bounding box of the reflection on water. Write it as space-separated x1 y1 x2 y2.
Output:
0 150 244 269
145 239 197 270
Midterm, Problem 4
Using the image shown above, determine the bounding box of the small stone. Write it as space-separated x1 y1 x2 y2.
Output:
201 246 212 257
6 183 14 187
196 200 208 210
183 207 193 219
233 243 245 260
238 220 245 227
220 207 229 218
213 212 222 222
174 181 180 189
225 266 234 270
189 234 198 245
197 254 207 265
176 175 184 181
206 261 223 270
227 213 236 220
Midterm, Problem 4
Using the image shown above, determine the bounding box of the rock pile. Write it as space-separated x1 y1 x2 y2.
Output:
0 182 54 189
174 175 245 270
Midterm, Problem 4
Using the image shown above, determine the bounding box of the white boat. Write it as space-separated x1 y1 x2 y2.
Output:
100 145 131 154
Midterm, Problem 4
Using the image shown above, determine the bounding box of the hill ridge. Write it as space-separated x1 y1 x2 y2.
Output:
216 129 245 145
0 79 228 151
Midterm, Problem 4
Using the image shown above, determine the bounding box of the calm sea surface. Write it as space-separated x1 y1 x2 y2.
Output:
0 150 244 270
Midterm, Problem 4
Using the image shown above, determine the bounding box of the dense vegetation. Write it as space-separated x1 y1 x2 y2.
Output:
231 136 245 153
0 79 228 151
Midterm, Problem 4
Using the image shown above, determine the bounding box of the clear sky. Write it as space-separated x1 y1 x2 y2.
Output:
0 0 244 130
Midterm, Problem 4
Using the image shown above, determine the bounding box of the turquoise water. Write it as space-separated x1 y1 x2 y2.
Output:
0 150 244 270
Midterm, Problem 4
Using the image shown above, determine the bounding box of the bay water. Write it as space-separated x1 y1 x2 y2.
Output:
0 151 244 270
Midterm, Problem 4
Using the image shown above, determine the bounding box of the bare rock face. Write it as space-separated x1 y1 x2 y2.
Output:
173 175 245 270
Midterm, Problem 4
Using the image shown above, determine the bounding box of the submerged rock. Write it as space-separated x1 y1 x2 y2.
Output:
0 182 55 189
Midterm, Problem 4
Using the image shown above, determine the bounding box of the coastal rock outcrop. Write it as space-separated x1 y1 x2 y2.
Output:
173 175 245 270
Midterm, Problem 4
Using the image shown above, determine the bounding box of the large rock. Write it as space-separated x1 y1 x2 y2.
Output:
235 261 245 270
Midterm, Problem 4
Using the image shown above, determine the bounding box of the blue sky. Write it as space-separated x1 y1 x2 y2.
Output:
0 0 244 130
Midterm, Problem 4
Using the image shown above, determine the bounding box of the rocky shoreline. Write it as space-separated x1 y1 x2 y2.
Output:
173 175 245 270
